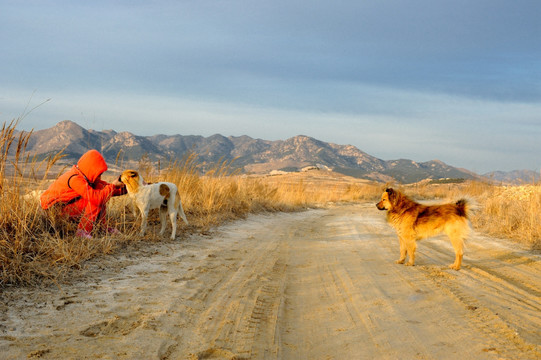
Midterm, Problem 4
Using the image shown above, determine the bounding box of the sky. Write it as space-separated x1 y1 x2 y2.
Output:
1 0 540 174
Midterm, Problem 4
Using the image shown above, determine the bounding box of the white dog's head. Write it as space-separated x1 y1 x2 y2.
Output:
119 169 145 193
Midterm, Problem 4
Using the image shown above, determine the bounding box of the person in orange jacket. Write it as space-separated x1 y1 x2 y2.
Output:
40 149 127 238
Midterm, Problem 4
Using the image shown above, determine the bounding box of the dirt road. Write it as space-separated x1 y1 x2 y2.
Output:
1 203 540 359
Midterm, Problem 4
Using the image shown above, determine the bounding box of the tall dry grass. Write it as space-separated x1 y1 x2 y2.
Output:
468 183 541 248
0 119 84 285
1 118 539 286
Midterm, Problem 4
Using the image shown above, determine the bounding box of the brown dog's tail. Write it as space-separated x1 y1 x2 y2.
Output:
455 198 476 219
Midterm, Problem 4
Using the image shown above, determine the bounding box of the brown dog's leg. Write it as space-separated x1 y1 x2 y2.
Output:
446 223 467 270
449 254 463 271
395 236 407 264
448 236 464 270
405 239 416 266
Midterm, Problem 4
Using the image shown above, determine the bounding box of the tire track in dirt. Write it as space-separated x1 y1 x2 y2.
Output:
147 212 299 360
417 234 541 359
176 235 289 359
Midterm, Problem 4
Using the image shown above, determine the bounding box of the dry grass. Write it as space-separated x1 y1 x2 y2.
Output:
0 120 381 286
468 183 541 248
1 119 539 286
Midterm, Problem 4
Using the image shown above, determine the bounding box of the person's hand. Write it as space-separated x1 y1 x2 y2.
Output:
112 179 125 188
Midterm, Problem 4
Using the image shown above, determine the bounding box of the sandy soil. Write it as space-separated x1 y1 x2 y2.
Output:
1 203 540 359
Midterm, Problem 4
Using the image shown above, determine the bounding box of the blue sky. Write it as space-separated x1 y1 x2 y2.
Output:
1 0 540 173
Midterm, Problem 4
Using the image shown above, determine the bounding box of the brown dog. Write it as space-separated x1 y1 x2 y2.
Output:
376 188 472 270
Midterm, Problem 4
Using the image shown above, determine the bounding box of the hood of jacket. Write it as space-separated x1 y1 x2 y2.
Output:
77 150 108 183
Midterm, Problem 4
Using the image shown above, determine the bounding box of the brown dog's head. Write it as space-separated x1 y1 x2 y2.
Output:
119 169 142 193
376 188 396 211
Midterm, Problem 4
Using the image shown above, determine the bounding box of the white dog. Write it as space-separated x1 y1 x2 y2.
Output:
119 170 189 239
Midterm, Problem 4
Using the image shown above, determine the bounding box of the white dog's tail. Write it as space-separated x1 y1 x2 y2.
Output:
175 190 189 225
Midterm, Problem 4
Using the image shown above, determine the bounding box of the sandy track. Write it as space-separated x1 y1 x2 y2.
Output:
1 203 540 359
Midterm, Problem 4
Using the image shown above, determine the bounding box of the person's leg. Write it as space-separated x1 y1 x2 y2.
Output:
63 198 106 235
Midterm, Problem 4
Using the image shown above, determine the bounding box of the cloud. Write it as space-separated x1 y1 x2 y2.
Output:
1 0 540 173
2 1 540 102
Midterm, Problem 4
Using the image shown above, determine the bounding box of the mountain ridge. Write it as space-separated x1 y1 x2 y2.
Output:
15 120 515 184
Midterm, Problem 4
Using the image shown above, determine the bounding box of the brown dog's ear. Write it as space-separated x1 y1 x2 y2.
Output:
386 188 396 202
129 171 137 177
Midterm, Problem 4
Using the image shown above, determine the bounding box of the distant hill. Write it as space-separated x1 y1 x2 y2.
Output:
484 170 540 184
17 120 486 183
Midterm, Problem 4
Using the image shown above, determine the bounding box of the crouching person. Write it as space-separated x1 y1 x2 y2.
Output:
40 149 127 239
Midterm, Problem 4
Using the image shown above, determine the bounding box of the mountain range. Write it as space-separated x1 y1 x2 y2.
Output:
15 120 532 184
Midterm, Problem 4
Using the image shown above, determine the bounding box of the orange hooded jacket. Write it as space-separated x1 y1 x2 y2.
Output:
40 150 124 209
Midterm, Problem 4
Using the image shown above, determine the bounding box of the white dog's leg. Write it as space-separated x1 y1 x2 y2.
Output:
159 206 168 236
169 206 177 240
127 194 139 218
139 206 149 237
